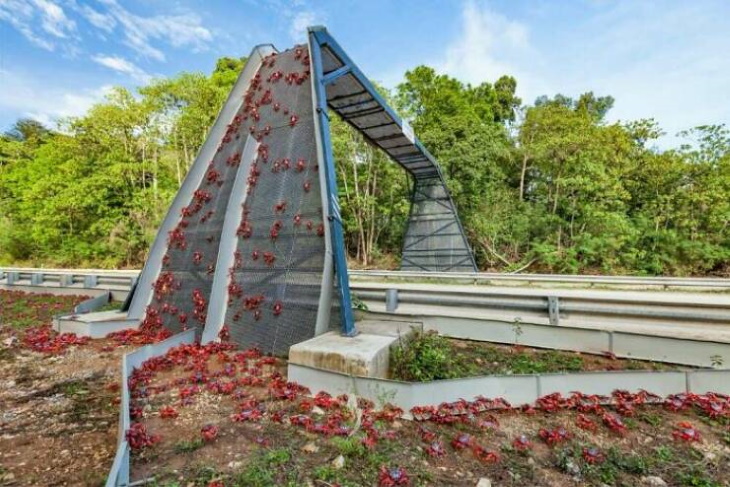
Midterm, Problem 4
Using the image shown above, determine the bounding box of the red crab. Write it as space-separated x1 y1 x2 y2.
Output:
295 158 306 172
582 447 604 464
201 424 219 442
263 252 276 266
538 426 572 446
472 445 500 463
602 413 627 435
378 466 410 486
232 409 263 422
512 434 532 450
289 114 299 127
159 405 179 419
576 413 598 432
126 423 160 451
272 300 283 316
673 422 701 442
425 440 446 457
451 433 473 450
303 180 311 192
274 201 287 213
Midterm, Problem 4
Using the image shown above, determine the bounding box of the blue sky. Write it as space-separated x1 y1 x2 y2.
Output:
1 0 728 148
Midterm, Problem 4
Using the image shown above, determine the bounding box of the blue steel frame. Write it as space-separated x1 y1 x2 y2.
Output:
309 27 357 336
309 26 477 336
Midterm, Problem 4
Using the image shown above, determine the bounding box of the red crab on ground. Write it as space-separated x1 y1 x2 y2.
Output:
582 447 604 464
538 426 572 446
159 405 179 419
201 424 219 442
378 466 410 486
451 433 473 450
425 440 446 457
673 422 701 442
512 434 532 450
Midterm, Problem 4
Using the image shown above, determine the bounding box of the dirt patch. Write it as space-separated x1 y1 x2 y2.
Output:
0 290 130 486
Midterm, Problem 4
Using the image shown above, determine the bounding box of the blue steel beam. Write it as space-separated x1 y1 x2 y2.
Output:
309 28 357 337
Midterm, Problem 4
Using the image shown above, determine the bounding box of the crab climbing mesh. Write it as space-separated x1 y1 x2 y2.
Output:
223 46 332 355
141 95 251 337
141 45 335 354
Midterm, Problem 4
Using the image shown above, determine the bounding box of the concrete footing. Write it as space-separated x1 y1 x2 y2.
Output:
288 320 420 379
54 311 139 338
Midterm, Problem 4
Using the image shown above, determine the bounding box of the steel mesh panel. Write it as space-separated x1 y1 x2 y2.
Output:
143 109 251 337
402 177 475 272
222 46 333 355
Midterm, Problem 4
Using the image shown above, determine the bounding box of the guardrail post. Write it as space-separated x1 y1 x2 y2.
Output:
548 296 560 326
386 289 399 313
30 273 44 286
84 275 98 289
7 272 18 285
60 274 74 287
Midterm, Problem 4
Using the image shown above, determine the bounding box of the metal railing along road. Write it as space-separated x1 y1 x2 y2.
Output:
1 267 729 332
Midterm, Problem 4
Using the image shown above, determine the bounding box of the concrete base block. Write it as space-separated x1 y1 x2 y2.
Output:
288 319 418 379
55 310 139 338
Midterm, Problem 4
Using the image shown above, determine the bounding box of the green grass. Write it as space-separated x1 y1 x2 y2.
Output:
391 329 674 381
173 438 204 454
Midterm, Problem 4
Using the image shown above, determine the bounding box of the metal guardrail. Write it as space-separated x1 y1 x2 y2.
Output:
349 270 730 289
356 287 730 328
2 267 728 291
1 267 729 330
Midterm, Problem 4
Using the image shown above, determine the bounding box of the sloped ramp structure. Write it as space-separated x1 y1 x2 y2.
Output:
125 27 475 350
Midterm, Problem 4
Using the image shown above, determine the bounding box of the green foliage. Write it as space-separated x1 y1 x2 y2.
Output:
173 437 204 454
0 55 727 276
391 329 461 381
234 448 298 487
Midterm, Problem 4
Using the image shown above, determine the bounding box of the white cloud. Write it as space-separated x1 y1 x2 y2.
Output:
97 0 213 61
0 0 76 51
289 10 319 42
0 69 112 129
78 4 116 32
33 0 75 38
439 1 536 88
1 0 213 61
92 54 151 83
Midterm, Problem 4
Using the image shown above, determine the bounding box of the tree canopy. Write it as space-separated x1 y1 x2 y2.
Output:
0 57 727 275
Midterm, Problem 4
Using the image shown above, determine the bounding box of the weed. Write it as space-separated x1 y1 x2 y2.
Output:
654 446 674 462
679 469 722 487
391 329 461 381
234 448 297 487
640 412 663 427
512 317 524 345
173 438 204 454
331 436 367 458
351 293 368 312
710 354 724 368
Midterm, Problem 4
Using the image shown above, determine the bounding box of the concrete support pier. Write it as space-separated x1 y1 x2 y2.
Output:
288 319 421 379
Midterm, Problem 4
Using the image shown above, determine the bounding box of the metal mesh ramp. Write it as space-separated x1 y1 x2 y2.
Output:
127 45 337 352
